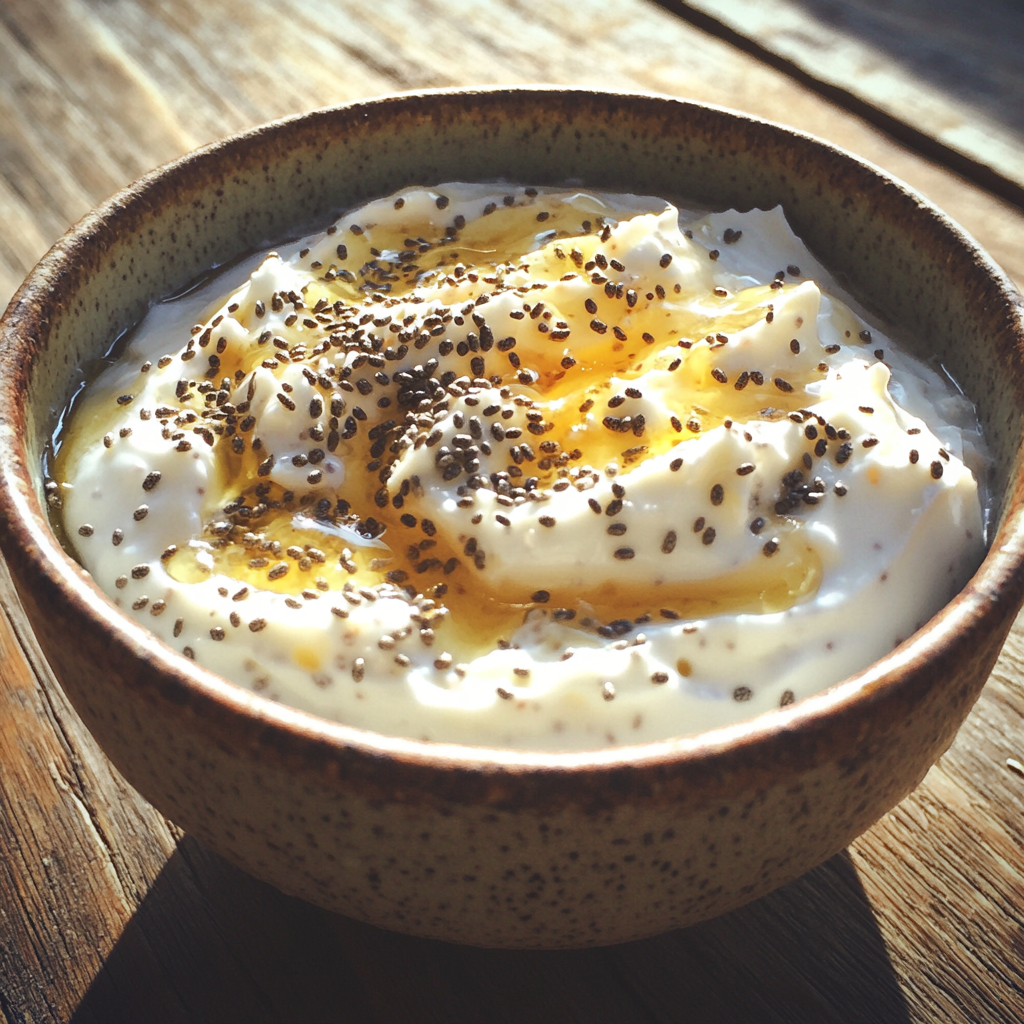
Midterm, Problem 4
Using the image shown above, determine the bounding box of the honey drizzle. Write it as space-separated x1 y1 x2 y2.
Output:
57 190 827 658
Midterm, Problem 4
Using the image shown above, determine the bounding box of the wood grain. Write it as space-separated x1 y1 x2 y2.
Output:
1 1 1023 1021
676 0 1024 208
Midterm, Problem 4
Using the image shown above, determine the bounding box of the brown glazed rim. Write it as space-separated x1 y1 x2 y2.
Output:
3 87 1024 800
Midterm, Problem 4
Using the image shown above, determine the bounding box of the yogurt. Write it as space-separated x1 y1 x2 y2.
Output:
53 184 987 749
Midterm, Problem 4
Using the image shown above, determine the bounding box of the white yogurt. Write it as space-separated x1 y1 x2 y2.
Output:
54 184 987 749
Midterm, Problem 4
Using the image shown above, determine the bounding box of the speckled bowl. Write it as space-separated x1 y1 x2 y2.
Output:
2 88 1024 949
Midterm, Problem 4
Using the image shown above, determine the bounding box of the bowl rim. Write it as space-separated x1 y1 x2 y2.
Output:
3 84 1024 780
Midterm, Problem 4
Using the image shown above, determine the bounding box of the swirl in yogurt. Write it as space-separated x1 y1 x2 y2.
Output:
53 184 987 749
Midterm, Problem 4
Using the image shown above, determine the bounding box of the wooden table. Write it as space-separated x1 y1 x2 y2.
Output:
2 2 1023 1020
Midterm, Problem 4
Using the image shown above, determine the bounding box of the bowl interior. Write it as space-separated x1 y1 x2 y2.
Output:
6 87 1024 758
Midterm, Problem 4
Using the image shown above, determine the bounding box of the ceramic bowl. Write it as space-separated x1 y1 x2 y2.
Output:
2 88 1024 949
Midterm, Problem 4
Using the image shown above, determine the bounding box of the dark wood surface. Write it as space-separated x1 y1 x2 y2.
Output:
675 0 1024 207
2 2 1023 1021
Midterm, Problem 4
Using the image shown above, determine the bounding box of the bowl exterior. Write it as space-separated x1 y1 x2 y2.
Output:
14 566 1015 947
3 89 1024 947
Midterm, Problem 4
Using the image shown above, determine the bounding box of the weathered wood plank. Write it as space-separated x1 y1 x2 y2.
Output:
676 0 1024 208
1 1 1024 1022
0 559 178 1022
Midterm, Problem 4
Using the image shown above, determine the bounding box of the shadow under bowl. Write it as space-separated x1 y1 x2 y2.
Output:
2 88 1024 948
